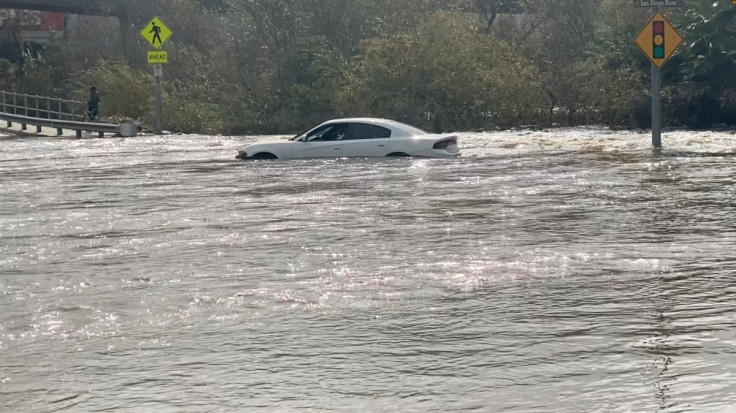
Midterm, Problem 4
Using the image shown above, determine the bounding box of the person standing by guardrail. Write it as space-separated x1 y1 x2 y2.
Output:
87 86 99 122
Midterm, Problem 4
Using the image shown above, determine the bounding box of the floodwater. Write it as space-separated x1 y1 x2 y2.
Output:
1 129 736 412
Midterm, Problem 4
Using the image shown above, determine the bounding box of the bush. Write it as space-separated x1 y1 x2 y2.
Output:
567 57 647 127
337 12 546 132
73 59 152 121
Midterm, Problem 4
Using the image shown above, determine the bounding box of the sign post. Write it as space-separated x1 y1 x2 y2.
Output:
154 64 163 134
140 16 172 135
634 10 683 148
651 62 662 147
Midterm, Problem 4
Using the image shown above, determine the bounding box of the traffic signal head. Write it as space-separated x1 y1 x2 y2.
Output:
652 21 665 59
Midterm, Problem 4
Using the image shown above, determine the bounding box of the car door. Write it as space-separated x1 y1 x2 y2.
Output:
342 123 392 157
293 123 346 158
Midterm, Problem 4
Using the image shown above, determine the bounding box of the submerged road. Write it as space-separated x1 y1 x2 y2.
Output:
2 129 736 411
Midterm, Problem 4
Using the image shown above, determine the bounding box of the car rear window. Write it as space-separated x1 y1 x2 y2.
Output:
388 121 429 135
346 123 391 140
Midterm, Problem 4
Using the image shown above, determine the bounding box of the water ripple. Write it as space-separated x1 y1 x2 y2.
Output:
1 130 736 411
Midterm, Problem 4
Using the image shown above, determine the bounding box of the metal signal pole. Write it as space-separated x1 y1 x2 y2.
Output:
651 62 662 148
651 6 661 148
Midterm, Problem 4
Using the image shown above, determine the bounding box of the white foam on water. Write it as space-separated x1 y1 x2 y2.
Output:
458 128 736 156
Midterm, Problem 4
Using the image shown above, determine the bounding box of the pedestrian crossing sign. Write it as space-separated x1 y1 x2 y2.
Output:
141 16 172 49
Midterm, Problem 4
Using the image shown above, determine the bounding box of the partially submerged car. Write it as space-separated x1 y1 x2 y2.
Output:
235 118 459 160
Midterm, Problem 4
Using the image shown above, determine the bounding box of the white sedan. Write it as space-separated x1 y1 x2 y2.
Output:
235 118 459 160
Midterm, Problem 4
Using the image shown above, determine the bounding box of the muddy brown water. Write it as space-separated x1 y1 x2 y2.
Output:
1 129 735 412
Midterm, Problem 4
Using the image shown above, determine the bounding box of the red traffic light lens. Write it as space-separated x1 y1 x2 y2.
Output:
653 21 664 35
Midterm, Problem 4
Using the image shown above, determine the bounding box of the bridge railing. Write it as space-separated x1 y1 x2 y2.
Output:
0 90 138 137
0 91 86 122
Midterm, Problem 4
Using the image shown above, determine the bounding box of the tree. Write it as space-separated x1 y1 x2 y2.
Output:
338 12 545 131
669 3 736 127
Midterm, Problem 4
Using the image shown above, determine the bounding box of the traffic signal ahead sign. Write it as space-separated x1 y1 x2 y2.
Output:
635 12 682 69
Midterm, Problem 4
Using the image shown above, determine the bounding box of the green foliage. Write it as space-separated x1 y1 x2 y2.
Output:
669 3 736 127
563 58 647 127
0 58 55 96
75 60 152 121
1 0 735 132
14 61 55 96
0 59 16 91
165 99 226 134
338 12 545 131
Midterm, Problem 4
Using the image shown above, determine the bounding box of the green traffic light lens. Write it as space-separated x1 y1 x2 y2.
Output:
653 46 665 59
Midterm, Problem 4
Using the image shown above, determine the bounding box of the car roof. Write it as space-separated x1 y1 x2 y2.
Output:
321 118 428 135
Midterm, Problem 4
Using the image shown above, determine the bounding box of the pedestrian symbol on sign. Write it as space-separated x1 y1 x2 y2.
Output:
140 16 172 49
150 22 162 46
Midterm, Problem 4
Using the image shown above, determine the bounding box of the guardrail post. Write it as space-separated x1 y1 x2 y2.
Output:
56 127 62 135
24 95 28 116
75 129 82 138
13 93 17 115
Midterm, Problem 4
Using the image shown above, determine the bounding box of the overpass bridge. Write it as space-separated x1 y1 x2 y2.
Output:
0 0 226 16
0 0 118 15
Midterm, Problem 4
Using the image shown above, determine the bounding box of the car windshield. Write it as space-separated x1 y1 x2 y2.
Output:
291 127 311 141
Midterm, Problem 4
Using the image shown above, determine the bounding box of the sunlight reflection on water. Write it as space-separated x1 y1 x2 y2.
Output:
1 129 736 412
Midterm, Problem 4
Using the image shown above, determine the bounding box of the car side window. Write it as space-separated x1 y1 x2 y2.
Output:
306 124 347 142
345 123 392 140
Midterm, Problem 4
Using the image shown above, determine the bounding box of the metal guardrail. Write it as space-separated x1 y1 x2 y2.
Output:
0 112 125 137
0 91 137 137
1 91 86 122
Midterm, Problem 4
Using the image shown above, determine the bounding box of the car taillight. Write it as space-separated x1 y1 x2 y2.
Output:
433 137 457 150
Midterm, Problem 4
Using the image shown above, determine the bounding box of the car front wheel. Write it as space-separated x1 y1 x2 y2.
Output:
251 152 278 160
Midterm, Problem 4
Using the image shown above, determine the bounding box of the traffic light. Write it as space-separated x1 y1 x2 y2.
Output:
652 21 665 59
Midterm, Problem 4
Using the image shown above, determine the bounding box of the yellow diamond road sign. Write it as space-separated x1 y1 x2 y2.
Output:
141 16 172 49
634 11 682 69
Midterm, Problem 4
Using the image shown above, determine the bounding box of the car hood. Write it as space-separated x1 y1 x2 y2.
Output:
243 140 292 148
